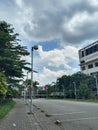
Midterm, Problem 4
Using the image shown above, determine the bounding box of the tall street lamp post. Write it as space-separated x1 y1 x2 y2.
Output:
29 45 38 114
94 75 98 96
51 82 56 98
25 71 29 104
62 84 65 99
73 82 76 99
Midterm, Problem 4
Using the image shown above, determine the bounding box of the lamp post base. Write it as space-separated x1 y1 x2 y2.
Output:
27 112 34 115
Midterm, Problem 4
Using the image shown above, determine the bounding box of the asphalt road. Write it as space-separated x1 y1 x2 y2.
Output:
33 99 98 130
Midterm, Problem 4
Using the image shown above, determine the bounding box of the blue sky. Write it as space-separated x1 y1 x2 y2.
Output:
0 0 98 85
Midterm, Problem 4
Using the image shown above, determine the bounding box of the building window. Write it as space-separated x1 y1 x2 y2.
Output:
81 51 84 57
93 45 97 52
88 64 93 69
81 66 85 70
95 62 98 67
80 60 85 64
85 44 98 56
86 49 89 55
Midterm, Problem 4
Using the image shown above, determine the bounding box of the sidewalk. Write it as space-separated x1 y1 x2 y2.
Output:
0 99 42 130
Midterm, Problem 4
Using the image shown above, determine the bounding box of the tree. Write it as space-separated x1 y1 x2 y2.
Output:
6 86 20 98
0 21 30 86
78 80 91 99
0 72 7 95
0 72 8 103
55 72 96 99
56 75 71 91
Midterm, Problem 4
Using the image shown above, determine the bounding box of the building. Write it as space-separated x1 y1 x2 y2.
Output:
79 40 98 75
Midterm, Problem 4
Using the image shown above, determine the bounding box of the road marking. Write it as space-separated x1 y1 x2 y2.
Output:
50 111 86 116
63 116 98 122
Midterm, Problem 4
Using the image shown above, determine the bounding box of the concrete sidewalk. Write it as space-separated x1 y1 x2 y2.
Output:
0 99 42 130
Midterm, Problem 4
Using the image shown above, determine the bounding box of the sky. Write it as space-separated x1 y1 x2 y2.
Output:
0 0 98 86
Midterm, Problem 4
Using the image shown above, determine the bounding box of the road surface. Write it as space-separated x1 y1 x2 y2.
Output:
33 99 98 130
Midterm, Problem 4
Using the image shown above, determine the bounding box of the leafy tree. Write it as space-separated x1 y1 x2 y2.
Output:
78 80 91 99
56 75 71 91
0 21 30 86
6 86 20 98
0 72 7 95
32 81 39 96
54 72 96 99
0 72 8 103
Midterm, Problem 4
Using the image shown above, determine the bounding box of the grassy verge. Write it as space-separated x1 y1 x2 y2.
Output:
48 97 98 103
75 99 98 103
0 100 16 119
63 98 98 103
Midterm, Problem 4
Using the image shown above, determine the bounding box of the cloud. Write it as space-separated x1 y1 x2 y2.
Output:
62 11 98 44
38 45 79 68
1 0 98 45
36 67 68 86
17 0 98 45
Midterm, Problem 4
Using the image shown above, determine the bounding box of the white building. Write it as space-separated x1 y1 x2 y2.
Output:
79 40 98 75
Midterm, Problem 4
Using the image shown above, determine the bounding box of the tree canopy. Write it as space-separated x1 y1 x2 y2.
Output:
0 21 30 95
44 72 97 99
0 21 30 79
0 72 7 95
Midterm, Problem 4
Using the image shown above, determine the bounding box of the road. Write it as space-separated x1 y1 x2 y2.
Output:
33 99 98 130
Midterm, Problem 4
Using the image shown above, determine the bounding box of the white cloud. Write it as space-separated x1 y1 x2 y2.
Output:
38 45 79 68
38 46 69 68
1 0 98 44
19 0 98 44
36 67 68 86
15 0 23 7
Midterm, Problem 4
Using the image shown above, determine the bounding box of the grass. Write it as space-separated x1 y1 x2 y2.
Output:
48 97 98 103
76 99 98 103
0 100 16 119
63 98 98 103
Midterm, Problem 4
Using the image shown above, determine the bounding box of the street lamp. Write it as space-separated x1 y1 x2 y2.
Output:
73 82 76 99
51 82 56 98
24 71 29 104
93 75 98 96
62 84 65 99
29 45 38 114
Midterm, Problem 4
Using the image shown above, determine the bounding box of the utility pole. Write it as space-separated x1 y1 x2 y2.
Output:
62 84 65 99
29 45 38 114
73 82 76 99
25 71 29 104
94 75 98 96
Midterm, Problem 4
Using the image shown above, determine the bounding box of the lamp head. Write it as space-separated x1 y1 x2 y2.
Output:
32 45 38 51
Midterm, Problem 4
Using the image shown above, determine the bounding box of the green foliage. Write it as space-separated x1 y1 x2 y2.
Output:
77 80 91 99
47 72 96 99
6 86 20 98
0 21 30 80
0 21 30 91
57 75 71 91
38 90 46 95
0 72 7 95
0 100 15 119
